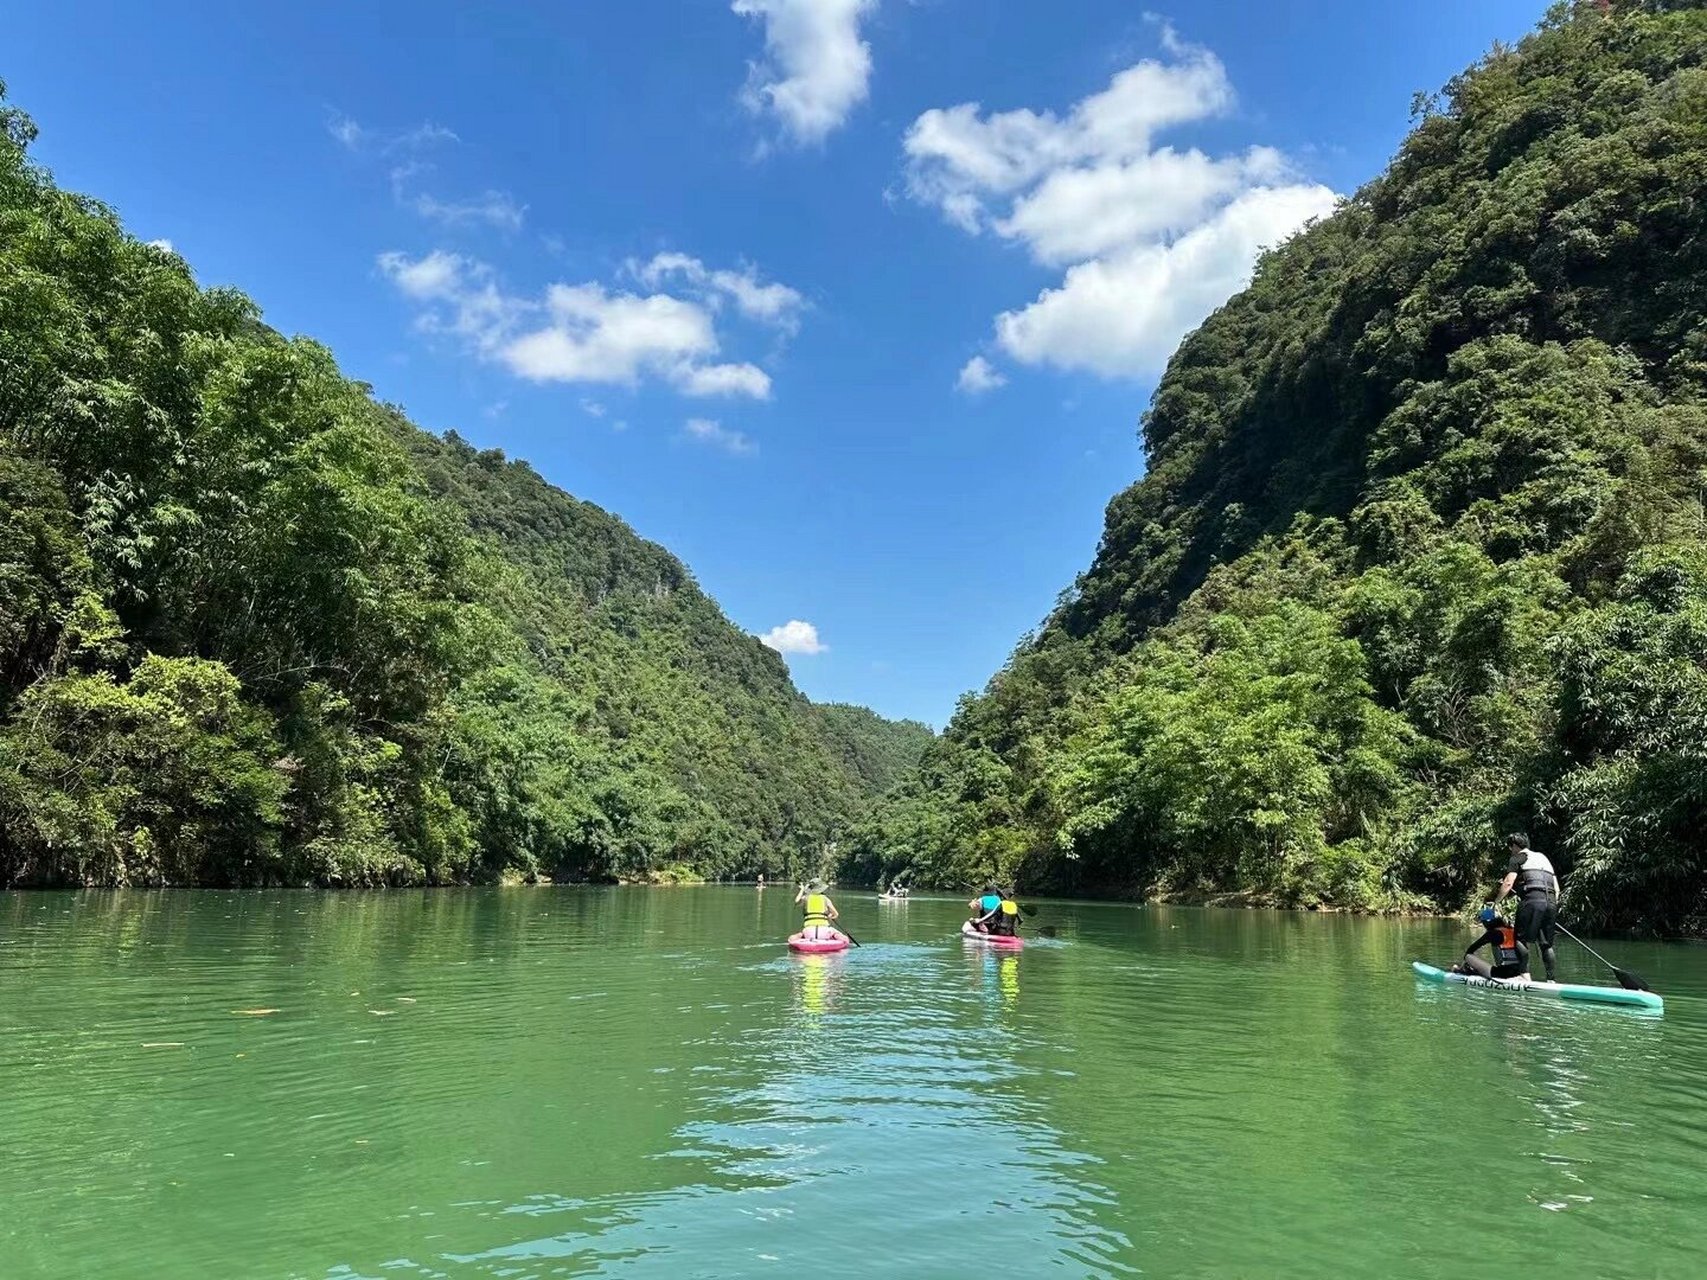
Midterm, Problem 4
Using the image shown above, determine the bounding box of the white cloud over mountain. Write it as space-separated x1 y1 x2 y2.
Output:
997 184 1339 378
378 250 792 399
904 26 1338 380
759 619 827 654
734 0 877 144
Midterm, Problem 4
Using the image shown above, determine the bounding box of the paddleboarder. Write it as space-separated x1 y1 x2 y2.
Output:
795 881 840 940
1496 833 1559 982
981 893 1022 938
967 885 1002 933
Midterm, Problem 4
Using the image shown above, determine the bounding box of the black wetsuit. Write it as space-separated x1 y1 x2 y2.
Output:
1508 847 1559 981
1462 924 1527 980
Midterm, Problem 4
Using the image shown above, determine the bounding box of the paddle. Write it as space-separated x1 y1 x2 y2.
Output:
838 924 861 948
1557 923 1649 991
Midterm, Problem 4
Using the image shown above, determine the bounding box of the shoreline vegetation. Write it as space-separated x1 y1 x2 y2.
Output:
842 1 1707 938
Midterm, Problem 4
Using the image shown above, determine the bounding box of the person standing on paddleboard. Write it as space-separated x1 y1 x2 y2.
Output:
1496 833 1558 983
1453 905 1528 980
795 882 840 940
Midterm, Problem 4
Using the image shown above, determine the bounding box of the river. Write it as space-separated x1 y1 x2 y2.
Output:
1 887 1703 1278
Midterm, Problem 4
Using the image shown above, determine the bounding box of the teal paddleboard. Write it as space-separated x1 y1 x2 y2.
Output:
1411 961 1662 1012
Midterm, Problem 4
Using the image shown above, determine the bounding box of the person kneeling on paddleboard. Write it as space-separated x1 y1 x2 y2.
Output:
1452 905 1528 981
968 886 1002 933
1496 833 1559 983
795 882 840 940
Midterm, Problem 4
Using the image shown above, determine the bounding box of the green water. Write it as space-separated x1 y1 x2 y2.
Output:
2 888 1704 1278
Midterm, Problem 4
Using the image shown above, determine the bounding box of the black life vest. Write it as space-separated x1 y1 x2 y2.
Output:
1514 850 1558 898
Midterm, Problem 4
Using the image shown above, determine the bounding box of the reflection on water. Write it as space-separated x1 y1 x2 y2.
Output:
440 933 1131 1278
0 889 1703 1279
792 952 842 1018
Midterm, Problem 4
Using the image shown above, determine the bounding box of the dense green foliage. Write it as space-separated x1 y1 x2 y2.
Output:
0 88 929 887
849 0 1707 933
809 704 937 797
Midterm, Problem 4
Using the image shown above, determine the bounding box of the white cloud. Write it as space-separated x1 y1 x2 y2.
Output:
146 238 175 253
634 252 806 331
377 250 780 399
501 284 718 384
996 145 1291 267
392 122 459 151
675 362 774 399
903 41 1233 229
580 399 607 418
734 0 877 144
328 114 365 150
412 190 526 232
328 114 457 154
902 26 1339 380
683 417 758 455
334 117 513 234
956 355 1006 394
995 183 1338 378
759 619 827 654
379 248 467 300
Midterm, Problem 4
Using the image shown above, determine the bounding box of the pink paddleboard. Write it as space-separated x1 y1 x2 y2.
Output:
961 921 1024 949
788 930 850 954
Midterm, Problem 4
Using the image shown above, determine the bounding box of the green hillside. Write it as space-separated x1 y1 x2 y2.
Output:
808 703 936 796
849 0 1707 934
0 85 922 888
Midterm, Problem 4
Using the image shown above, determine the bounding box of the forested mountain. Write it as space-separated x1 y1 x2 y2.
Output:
0 85 928 888
848 0 1707 934
808 704 937 797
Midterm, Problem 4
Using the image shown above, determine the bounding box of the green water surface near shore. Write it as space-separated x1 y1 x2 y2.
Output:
1 887 1704 1278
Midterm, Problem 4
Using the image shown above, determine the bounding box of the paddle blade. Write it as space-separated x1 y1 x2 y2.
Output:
1019 903 1039 917
1034 925 1058 938
1613 966 1650 992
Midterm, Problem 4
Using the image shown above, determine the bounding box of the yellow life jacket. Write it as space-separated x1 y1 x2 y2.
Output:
803 893 830 925
1000 900 1018 916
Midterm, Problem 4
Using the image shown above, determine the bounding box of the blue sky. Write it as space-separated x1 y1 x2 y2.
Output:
10 0 1550 727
